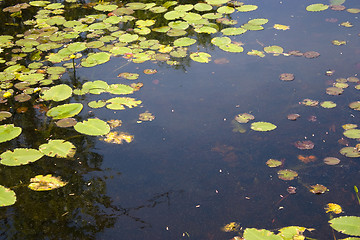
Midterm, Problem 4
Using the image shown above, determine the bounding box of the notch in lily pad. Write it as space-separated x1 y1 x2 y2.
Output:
0 185 16 207
1 148 44 166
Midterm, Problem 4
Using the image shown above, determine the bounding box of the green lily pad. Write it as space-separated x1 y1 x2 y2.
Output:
94 4 118 12
221 27 247 36
340 147 360 158
236 4 258 12
0 124 22 143
81 52 111 67
0 185 16 207
0 148 44 166
277 169 298 180
206 0 229 6
251 122 277 131
211 37 231 46
108 84 134 95
88 100 106 108
41 84 72 102
67 42 87 53
219 44 243 53
118 72 139 80
74 118 110 136
106 97 142 110
217 6 235 14
277 226 307 239
321 101 337 109
329 216 360 236
39 139 76 158
248 18 269 25
194 3 212 11
190 52 211 63
242 23 264 31
82 80 109 94
343 129 360 139
28 174 67 191
46 103 83 119
194 26 217 34
174 37 196 47
306 3 329 12
264 45 283 54
243 228 282 240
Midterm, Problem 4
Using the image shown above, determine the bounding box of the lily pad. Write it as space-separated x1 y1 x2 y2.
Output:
235 113 254 123
326 87 343 95
88 100 106 108
0 124 22 143
349 101 360 110
74 118 110 136
243 228 282 240
139 111 155 121
279 73 294 81
323 157 340 165
287 113 300 121
0 148 44 166
310 184 328 194
190 52 211 63
236 4 258 12
266 159 282 168
28 174 67 191
0 111 12 121
174 37 196 47
343 129 360 139
306 4 329 12
46 103 83 119
250 122 277 132
277 169 298 180
329 216 360 236
41 84 72 102
321 101 337 108
304 51 320 58
118 72 139 80
39 139 76 158
55 118 77 128
0 185 16 207
294 140 314 150
340 147 360 158
106 97 142 110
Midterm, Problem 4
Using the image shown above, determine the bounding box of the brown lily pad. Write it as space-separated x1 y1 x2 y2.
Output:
287 113 300 121
349 101 360 110
234 113 255 123
14 93 31 102
279 73 294 81
326 87 343 95
277 169 298 181
304 51 320 59
309 184 327 194
347 76 359 83
294 140 314 150
56 118 77 128
330 5 346 11
323 157 340 165
288 50 303 56
143 69 157 74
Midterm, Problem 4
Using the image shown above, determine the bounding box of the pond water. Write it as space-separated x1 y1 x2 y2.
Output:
0 0 360 239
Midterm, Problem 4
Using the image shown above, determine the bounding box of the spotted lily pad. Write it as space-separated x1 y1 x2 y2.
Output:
326 87 343 95
294 140 314 150
266 159 282 168
106 97 142 110
55 118 77 128
250 122 277 132
340 147 360 158
0 185 16 207
349 101 360 110
139 111 155 121
301 99 319 106
0 148 44 166
190 52 211 63
279 73 294 81
74 118 110 136
235 113 254 123
310 184 328 194
278 169 298 180
117 72 139 80
39 139 76 158
28 174 67 191
0 124 22 143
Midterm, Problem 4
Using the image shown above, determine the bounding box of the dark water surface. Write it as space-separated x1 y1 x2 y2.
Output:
1 0 360 239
